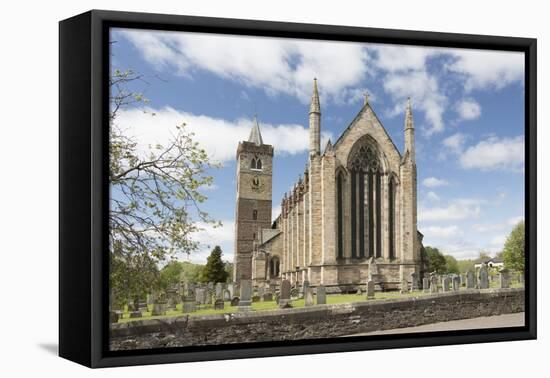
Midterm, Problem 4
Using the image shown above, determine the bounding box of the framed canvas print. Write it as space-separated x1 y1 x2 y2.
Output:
59 10 536 368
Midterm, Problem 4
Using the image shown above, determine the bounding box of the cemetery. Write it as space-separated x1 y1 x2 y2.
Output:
110 264 525 325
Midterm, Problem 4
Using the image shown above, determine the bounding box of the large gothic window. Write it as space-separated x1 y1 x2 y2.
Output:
270 256 280 277
388 176 396 260
250 157 262 170
337 172 344 259
347 144 382 259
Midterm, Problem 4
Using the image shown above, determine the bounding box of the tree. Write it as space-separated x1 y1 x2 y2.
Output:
159 261 184 290
423 246 447 274
179 261 205 283
108 68 221 298
201 246 229 283
444 255 460 274
503 220 525 271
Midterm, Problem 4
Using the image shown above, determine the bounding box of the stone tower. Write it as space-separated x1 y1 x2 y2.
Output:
233 116 274 283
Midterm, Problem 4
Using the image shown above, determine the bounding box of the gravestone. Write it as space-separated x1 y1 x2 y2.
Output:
151 303 166 316
452 275 460 291
207 282 214 290
442 276 451 292
205 289 213 305
252 295 261 303
500 268 511 288
238 280 252 311
422 277 430 293
466 271 475 289
230 297 240 306
305 288 315 306
138 301 148 313
316 285 327 304
400 278 408 293
279 279 292 308
517 273 524 284
214 299 224 310
262 292 273 302
182 299 196 313
302 280 310 297
479 265 489 289
430 274 438 293
129 310 142 318
226 283 234 298
257 287 265 298
366 280 375 299
223 289 231 301
215 283 224 299
410 272 419 291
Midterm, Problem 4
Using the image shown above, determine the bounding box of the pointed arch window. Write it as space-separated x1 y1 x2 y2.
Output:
250 157 263 170
253 209 258 220
388 176 396 260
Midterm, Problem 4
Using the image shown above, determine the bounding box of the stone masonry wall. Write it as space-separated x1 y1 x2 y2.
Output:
110 288 524 351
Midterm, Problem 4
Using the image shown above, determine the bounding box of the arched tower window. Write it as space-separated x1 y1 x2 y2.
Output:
347 142 383 259
250 157 263 170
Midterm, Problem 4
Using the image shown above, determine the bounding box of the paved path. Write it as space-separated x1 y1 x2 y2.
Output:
345 312 525 336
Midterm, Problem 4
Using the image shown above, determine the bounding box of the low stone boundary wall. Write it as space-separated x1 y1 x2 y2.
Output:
110 288 524 351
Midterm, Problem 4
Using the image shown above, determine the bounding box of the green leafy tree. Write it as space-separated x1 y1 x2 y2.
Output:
423 246 447 274
503 220 525 271
201 246 229 283
179 261 205 283
457 259 475 273
108 68 221 300
474 251 492 263
159 261 184 290
444 255 460 274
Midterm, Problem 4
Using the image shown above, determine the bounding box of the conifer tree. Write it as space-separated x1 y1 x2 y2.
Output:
202 246 229 283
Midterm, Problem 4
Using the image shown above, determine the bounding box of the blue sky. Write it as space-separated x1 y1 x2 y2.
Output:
110 28 525 263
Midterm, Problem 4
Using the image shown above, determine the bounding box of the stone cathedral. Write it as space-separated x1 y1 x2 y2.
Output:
233 79 423 292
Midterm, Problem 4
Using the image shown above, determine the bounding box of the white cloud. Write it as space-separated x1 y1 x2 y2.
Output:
188 220 234 263
456 98 481 120
115 106 332 163
419 198 482 222
382 70 447 135
507 216 524 226
423 225 462 239
472 216 524 233
490 234 507 247
119 28 370 105
371 45 439 73
459 136 524 171
422 177 449 188
446 49 524 91
426 191 440 202
442 132 467 154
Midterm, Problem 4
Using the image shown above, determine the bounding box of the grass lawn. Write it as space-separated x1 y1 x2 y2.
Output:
115 283 524 324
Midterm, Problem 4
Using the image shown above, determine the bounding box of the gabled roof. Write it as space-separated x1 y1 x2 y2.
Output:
333 101 402 159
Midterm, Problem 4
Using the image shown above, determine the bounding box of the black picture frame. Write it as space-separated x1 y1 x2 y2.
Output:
59 9 537 368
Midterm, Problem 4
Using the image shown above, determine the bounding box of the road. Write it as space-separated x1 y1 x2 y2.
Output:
344 312 525 336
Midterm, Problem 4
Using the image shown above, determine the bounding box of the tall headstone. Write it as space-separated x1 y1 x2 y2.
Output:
305 288 314 306
215 283 224 300
400 278 408 294
452 275 460 291
238 279 252 311
223 289 231 301
466 271 474 289
410 272 419 291
366 280 375 299
479 265 489 289
302 280 310 297
279 279 292 308
151 302 166 316
442 276 451 292
430 274 438 293
182 298 196 313
316 285 327 305
500 269 511 288
422 277 430 293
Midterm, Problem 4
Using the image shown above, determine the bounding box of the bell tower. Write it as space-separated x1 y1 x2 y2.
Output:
233 116 274 283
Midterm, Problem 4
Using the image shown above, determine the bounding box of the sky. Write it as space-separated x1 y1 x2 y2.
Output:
110 27 525 264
